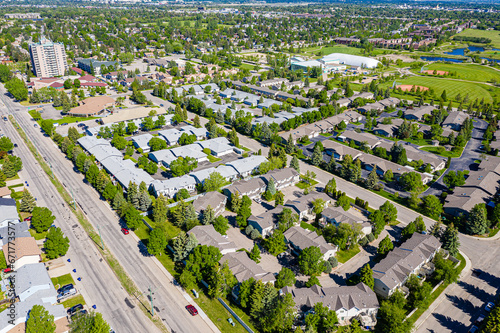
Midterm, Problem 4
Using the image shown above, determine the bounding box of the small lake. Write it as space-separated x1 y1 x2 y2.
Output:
446 46 485 56
420 56 464 63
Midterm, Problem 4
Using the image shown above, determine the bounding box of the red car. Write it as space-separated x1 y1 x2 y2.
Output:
186 305 198 316
24 216 32 222
121 228 129 235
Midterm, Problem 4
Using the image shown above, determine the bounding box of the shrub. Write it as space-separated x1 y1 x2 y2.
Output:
250 229 261 240
358 237 368 247
202 148 211 155
245 225 254 236
137 148 143 154
328 256 338 268
367 233 375 242
441 192 448 199
323 260 332 273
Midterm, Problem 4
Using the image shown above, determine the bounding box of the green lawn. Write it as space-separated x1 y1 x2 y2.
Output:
29 229 47 240
51 116 98 125
381 76 500 104
420 146 463 158
51 273 75 290
207 155 222 163
61 294 86 309
336 245 361 264
238 63 255 70
300 221 317 232
420 63 500 83
319 133 332 137
453 29 500 48
301 45 386 58
296 180 319 189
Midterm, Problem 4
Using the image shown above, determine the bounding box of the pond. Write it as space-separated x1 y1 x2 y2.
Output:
445 46 485 56
420 56 464 63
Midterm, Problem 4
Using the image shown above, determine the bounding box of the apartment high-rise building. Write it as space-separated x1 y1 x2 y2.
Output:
29 37 68 77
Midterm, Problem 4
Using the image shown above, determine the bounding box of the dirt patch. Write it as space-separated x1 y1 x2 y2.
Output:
424 70 449 76
395 84 429 92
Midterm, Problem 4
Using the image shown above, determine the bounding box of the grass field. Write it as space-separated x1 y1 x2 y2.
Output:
52 116 98 125
453 29 500 48
381 76 500 103
51 273 75 290
421 63 500 83
299 45 386 58
336 245 361 264
61 294 86 309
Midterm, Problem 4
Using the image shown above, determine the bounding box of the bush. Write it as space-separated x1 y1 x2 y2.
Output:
323 260 332 273
245 225 254 236
137 148 143 154
441 192 448 199
202 148 211 155
250 229 261 240
367 233 375 242
262 191 273 201
328 256 338 268
358 237 368 247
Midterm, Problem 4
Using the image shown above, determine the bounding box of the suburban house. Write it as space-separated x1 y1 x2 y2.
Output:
151 175 197 198
189 167 217 184
282 283 379 326
131 133 154 153
372 118 404 137
192 191 227 217
220 252 276 284
284 226 337 260
0 222 30 246
378 97 400 108
0 300 68 333
279 125 319 145
223 177 267 200
442 111 468 131
226 155 268 178
357 154 433 184
148 149 177 168
372 233 441 298
338 130 380 149
404 105 434 121
3 237 41 271
181 125 208 140
261 168 300 190
358 102 384 114
158 128 184 146
284 192 332 220
188 225 237 255
170 145 208 163
247 205 285 238
215 165 240 181
15 263 58 303
0 198 19 228
321 206 372 237
196 137 234 157
323 140 363 161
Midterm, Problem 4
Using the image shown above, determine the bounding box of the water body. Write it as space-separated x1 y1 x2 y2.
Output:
420 56 464 63
445 46 485 56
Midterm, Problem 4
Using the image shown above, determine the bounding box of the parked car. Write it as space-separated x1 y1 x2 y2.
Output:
71 309 87 319
485 302 495 312
58 284 74 294
186 305 198 316
67 304 84 316
24 216 32 222
61 123 69 126
121 228 129 235
468 325 479 333
475 314 486 325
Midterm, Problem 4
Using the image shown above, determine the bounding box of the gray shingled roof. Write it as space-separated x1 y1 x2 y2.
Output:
188 225 236 253
220 252 275 283
283 226 336 255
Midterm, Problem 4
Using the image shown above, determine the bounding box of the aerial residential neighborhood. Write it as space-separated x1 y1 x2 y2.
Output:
0 1 498 333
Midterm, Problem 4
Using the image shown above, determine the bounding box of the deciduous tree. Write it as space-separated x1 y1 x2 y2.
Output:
44 227 70 259
31 207 56 233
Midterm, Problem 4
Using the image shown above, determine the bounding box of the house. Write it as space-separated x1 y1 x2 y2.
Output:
343 110 364 123
372 233 441 298
357 154 431 182
188 225 237 254
158 128 183 146
378 97 400 108
151 175 197 198
444 187 494 217
261 168 300 190
337 130 380 149
15 263 57 303
215 165 240 181
189 167 217 184
223 177 267 200
226 155 268 178
336 98 352 108
192 191 227 217
321 206 372 236
282 283 379 325
283 226 337 260
372 118 404 138
220 252 275 284
285 192 332 221
247 205 285 237
358 102 384 114
323 140 363 161
404 145 446 171
181 125 208 140
3 237 41 271
0 222 30 246
169 145 208 163
279 125 319 145
442 111 468 131
258 99 283 109
404 106 434 121
148 149 177 168
196 137 234 157
0 198 19 228
131 133 154 152
0 300 68 333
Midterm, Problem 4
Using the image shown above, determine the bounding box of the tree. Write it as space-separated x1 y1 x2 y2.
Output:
203 172 227 192
249 243 261 263
441 223 460 257
366 168 379 190
421 195 443 219
126 121 138 135
172 232 198 262
298 246 324 276
213 216 229 235
336 194 351 211
274 191 284 206
443 170 466 189
123 205 142 230
69 311 111 333
375 300 413 333
230 191 242 213
311 144 323 166
44 227 70 259
359 264 374 289
148 228 167 256
40 119 55 137
148 137 167 151
193 115 201 128
324 178 336 197
466 203 488 235
153 194 168 224
290 156 300 173
31 207 56 233
26 305 56 333
377 235 393 256
305 303 338 333
390 143 407 165
20 190 36 213
0 136 13 153
379 201 397 223
170 157 198 177
275 267 296 289
305 276 321 287
399 171 424 193
483 302 500 332
5 77 28 101
202 206 215 225
264 229 287 256
384 169 394 183
285 134 295 154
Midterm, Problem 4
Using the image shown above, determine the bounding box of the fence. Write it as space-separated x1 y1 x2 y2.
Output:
218 297 254 333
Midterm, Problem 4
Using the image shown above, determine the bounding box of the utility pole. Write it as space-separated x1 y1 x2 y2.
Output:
48 161 54 179
97 226 104 250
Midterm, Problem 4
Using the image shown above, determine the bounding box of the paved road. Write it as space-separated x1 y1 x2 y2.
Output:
422 119 487 196
0 98 159 333
0 85 218 333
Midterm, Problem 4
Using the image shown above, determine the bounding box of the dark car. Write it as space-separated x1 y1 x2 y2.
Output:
121 228 129 235
186 305 198 316
67 304 84 316
485 302 495 312
23 216 32 222
58 284 74 294
475 314 486 325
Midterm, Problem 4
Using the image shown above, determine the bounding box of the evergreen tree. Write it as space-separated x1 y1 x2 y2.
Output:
153 194 168 223
127 182 140 207
274 191 284 206
230 191 242 213
249 243 261 263
466 203 488 235
311 144 323 166
202 206 215 225
290 156 300 173
138 191 152 211
440 223 460 257
112 191 126 210
266 178 276 196
324 178 336 197
377 235 393 256
366 168 379 190
359 264 374 289
20 190 36 213
285 134 295 154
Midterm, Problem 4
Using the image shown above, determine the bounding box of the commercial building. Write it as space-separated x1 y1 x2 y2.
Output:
29 37 68 77
77 59 118 75
68 95 115 117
